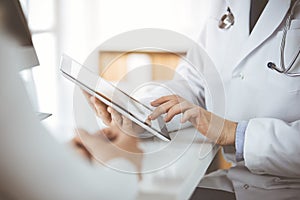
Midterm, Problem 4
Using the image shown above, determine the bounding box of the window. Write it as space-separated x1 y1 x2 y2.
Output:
20 0 58 114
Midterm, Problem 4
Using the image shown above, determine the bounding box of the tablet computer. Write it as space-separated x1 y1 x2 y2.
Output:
60 55 170 141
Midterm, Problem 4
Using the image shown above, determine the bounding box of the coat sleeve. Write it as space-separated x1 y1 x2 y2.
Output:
244 118 300 178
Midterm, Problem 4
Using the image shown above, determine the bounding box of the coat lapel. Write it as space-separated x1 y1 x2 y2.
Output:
232 0 291 70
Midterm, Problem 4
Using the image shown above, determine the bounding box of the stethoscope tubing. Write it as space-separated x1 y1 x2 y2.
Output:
274 0 300 77
220 0 300 77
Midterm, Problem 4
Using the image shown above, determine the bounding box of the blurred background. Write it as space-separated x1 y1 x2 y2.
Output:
16 0 211 141
19 0 209 107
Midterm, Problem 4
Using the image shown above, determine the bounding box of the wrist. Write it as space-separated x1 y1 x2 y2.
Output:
221 120 237 146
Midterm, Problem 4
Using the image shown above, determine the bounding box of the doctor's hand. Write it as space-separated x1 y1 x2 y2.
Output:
82 91 111 125
82 91 144 135
72 125 143 173
149 95 237 146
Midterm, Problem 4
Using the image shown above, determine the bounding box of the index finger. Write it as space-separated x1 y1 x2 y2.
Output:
150 95 178 106
82 90 97 109
149 100 176 120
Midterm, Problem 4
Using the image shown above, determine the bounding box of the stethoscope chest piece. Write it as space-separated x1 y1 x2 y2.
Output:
219 7 235 29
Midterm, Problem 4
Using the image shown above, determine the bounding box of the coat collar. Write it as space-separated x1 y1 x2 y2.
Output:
229 0 291 70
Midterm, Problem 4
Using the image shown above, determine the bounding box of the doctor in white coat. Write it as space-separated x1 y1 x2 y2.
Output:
89 0 300 199
149 0 300 199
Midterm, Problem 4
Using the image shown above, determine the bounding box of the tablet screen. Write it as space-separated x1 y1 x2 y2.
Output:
60 55 170 141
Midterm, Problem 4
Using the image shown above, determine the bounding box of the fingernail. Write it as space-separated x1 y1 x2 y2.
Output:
107 107 111 113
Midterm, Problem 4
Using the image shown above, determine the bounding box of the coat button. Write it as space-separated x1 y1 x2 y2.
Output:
274 177 281 182
243 184 249 189
239 73 245 80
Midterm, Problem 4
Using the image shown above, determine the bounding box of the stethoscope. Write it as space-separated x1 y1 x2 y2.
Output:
219 0 300 77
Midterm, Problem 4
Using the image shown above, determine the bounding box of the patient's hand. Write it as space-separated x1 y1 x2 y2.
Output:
71 125 143 173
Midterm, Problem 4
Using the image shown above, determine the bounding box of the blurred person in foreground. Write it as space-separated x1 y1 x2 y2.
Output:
0 1 142 199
